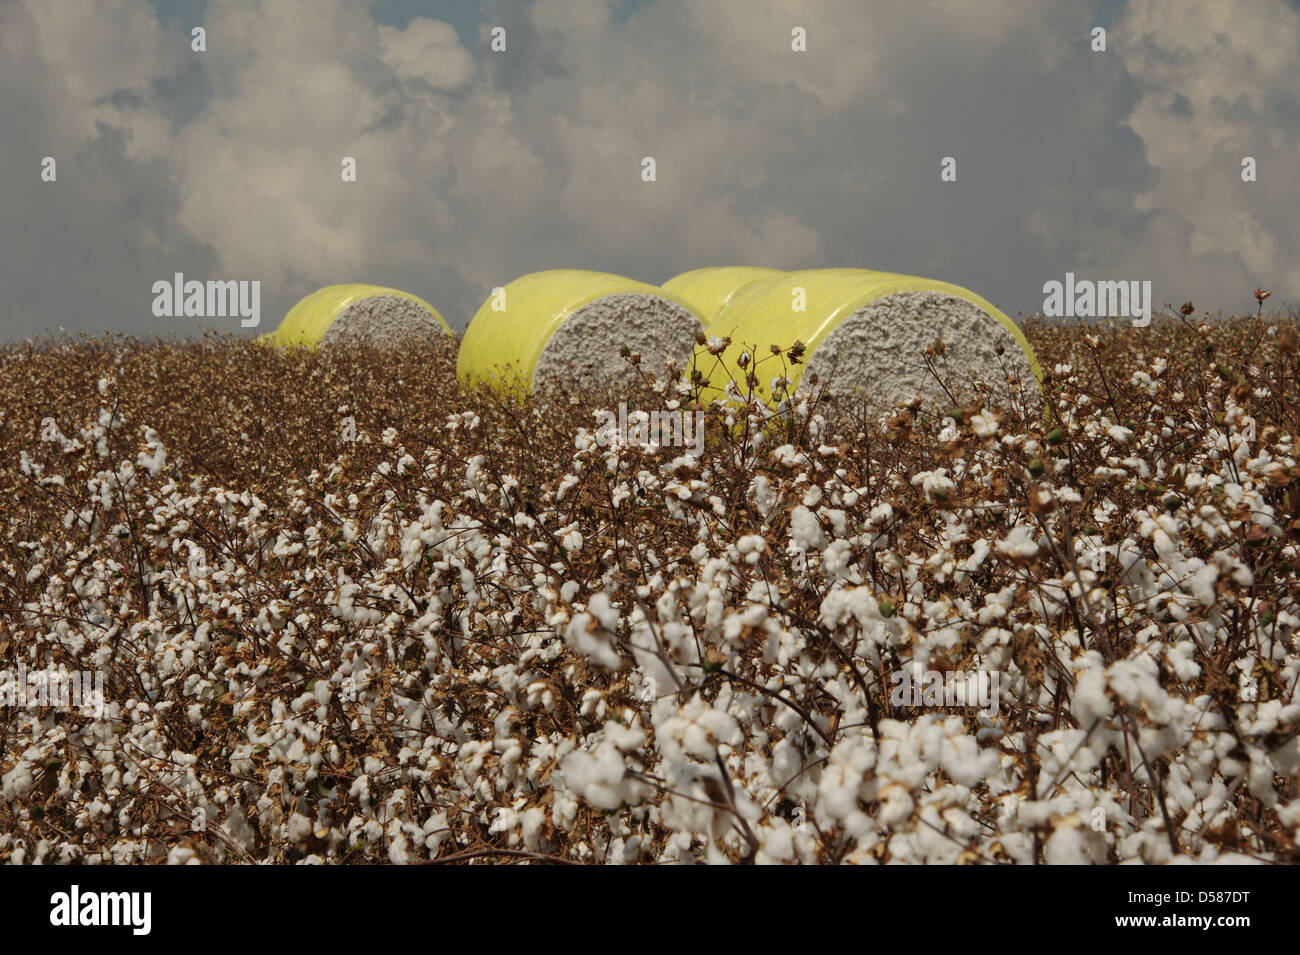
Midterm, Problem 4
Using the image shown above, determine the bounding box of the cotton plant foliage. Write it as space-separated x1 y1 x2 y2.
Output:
1 314 1299 865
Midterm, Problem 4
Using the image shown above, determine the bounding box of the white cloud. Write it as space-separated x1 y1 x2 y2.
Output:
1115 0 1300 302
22 0 178 157
378 17 474 91
3 0 1299 340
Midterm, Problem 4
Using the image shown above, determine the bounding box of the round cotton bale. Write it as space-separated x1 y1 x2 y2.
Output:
262 284 454 351
696 268 1041 412
661 267 784 330
457 270 705 395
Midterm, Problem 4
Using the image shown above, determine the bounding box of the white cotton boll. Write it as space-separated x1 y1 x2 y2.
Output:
790 505 827 551
971 410 999 437
755 822 796 864
553 793 579 831
421 812 451 853
735 534 767 565
655 694 741 763
1240 700 1300 737
589 592 621 632
556 473 581 499
771 444 801 468
749 474 778 519
817 738 876 822
1071 661 1112 725
2 764 33 800
877 784 914 826
1165 641 1201 681
818 585 883 631
559 741 635 810
1044 823 1091 864
939 732 998 787
1106 654 1162 711
167 845 201 865
996 525 1039 560
1245 745 1280 807
518 808 546 850
605 720 646 754
868 501 894 527
563 596 624 670
136 429 168 475
821 538 855 578
287 812 314 845
1190 564 1218 606
489 808 518 839
910 468 955 501
959 538 991 575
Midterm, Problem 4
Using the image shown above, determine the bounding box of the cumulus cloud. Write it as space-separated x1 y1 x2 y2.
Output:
0 1 216 339
1112 0 1300 306
1 0 1297 341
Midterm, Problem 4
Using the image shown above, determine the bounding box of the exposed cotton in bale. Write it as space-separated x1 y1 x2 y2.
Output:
457 270 705 395
660 267 784 330
262 284 453 350
696 268 1041 412
319 295 453 350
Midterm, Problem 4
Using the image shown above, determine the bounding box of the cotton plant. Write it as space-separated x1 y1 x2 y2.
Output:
2 317 1299 863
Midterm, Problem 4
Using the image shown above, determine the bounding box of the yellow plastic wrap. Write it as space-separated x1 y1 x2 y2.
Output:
694 268 1042 407
260 284 452 348
661 267 784 329
457 269 700 394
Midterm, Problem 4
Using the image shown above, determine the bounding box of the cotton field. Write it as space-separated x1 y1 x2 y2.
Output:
1 310 1298 865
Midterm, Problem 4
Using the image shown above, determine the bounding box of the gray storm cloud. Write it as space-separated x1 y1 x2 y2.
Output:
1 0 1295 341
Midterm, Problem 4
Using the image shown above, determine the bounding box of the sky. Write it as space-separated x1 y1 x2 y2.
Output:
2 0 1298 340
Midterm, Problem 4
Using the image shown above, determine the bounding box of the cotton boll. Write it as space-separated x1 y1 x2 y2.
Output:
1071 656 1112 725
281 811 313 846
1044 821 1095 864
755 821 796 864
655 694 741 764
1165 641 1201 681
167 844 202 865
562 597 624 670
735 534 767 565
605 720 646 754
817 737 876 823
559 741 638 810
876 783 914 826
996 525 1039 561
2 764 34 800
971 410 999 437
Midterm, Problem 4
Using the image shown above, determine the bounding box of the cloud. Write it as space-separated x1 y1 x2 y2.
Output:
1111 0 1300 307
378 17 474 91
1 0 1298 343
20 0 180 159
0 1 216 339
